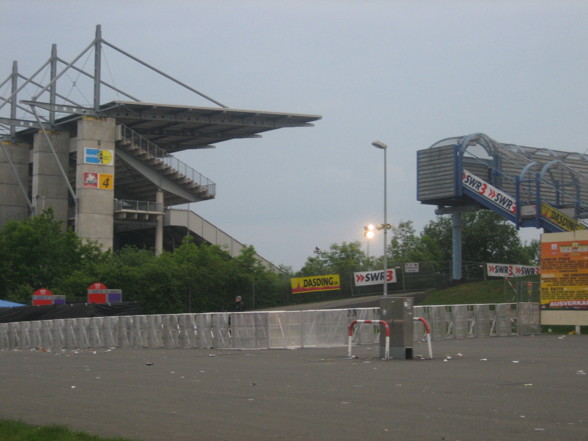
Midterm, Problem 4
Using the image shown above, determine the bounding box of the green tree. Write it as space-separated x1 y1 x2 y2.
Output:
57 246 157 301
388 220 419 260
1 213 290 313
421 216 452 261
228 245 284 310
299 242 366 276
298 241 368 298
172 237 230 313
387 221 445 273
0 209 104 302
420 210 538 264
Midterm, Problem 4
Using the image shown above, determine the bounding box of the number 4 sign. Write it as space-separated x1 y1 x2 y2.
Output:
99 173 114 190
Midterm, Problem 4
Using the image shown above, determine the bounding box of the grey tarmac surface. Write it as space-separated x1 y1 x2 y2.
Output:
1 335 587 441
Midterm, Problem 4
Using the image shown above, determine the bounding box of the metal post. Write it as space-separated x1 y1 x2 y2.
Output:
50 44 57 125
372 140 388 295
10 61 17 139
94 25 102 112
383 146 388 296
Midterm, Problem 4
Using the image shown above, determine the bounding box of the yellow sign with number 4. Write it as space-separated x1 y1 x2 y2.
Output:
99 173 114 190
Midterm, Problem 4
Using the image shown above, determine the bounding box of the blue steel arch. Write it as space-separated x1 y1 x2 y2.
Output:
422 132 588 281
539 160 582 209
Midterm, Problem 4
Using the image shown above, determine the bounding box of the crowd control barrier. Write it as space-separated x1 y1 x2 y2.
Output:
0 303 540 351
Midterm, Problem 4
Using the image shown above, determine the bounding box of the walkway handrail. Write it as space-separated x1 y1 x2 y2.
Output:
348 320 390 360
114 198 163 213
459 135 588 226
118 124 216 196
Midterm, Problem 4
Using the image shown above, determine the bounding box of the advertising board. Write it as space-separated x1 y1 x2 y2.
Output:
290 274 341 294
353 269 397 287
486 263 540 278
540 237 588 310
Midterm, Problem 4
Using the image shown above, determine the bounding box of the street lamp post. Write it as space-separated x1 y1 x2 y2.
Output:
372 140 388 296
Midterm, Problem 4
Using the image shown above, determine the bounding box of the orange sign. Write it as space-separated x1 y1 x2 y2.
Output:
540 240 588 310
99 173 114 190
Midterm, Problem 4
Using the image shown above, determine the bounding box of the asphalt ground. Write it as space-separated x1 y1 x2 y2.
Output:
1 335 587 441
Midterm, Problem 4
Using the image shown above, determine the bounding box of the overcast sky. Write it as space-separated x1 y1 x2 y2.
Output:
3 1 588 270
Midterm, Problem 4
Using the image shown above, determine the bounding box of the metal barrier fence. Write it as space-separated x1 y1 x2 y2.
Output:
0 303 540 351
415 303 541 340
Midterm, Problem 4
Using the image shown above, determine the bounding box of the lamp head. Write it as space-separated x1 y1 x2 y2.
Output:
371 140 387 150
364 224 376 239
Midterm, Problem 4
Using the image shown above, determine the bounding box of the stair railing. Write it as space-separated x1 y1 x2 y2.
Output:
118 124 216 197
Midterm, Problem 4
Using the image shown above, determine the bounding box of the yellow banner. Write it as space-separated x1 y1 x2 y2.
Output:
290 274 341 294
541 203 586 231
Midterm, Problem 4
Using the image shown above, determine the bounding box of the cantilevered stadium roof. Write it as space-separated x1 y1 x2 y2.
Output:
104 101 322 153
13 100 321 154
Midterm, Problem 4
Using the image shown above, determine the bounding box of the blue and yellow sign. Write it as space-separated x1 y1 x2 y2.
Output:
84 148 114 166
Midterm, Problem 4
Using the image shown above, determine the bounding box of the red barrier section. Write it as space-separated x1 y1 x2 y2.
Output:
348 319 390 337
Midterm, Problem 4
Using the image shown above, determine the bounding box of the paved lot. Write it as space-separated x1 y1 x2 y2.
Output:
1 335 587 441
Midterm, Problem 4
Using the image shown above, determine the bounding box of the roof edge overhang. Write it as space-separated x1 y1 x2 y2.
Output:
9 100 322 148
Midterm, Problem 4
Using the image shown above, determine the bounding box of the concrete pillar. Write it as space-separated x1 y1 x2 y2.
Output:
155 189 164 256
32 130 70 225
75 117 116 251
0 141 30 225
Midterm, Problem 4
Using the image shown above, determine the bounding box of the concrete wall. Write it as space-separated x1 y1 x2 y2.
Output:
32 130 70 225
0 141 30 225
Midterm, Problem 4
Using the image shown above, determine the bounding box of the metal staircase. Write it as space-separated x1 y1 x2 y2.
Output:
418 133 588 232
115 124 215 206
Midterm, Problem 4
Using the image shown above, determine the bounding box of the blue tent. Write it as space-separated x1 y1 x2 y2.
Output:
0 299 26 308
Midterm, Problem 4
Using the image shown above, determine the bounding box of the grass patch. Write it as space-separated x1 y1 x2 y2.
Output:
417 279 509 305
0 420 136 441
